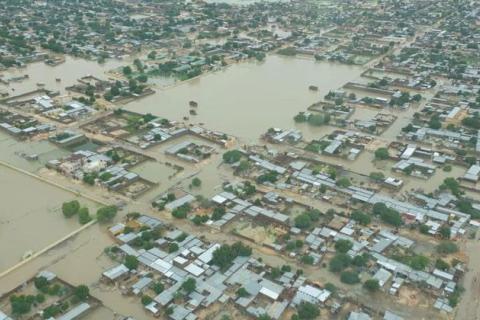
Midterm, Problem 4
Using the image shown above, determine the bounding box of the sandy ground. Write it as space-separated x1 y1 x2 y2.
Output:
456 233 480 320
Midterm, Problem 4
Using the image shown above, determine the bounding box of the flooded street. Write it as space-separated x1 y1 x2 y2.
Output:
0 165 98 272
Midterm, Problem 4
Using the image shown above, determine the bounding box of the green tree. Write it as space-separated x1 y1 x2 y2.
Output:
380 210 403 227
34 276 49 291
74 285 89 301
296 302 319 320
62 200 80 218
336 177 351 188
329 253 352 272
212 242 252 270
211 207 226 221
168 242 179 253
192 215 209 225
96 206 117 223
374 147 389 160
352 253 370 267
172 204 191 219
428 115 442 129
152 282 164 294
409 255 429 270
363 279 379 292
335 239 353 253
236 287 249 297
141 295 153 306
123 66 132 76
222 150 243 164
78 207 92 224
191 177 202 188
181 278 196 293
439 226 451 239
10 295 34 315
125 255 139 270
351 210 371 225
435 258 450 271
294 213 312 229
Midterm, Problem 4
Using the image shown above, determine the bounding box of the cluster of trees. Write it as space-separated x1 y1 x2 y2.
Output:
291 302 319 320
211 206 226 221
211 242 252 270
125 255 139 270
462 114 480 129
83 172 97 185
129 226 166 250
293 112 331 127
222 150 243 164
334 239 353 253
389 91 411 106
285 239 304 251
350 210 371 225
294 209 321 229
372 202 403 227
329 251 370 273
192 214 209 225
391 252 430 271
61 200 92 224
10 277 90 317
305 140 331 154
10 294 42 316
172 203 192 219
440 177 462 197
103 79 145 101
256 171 279 184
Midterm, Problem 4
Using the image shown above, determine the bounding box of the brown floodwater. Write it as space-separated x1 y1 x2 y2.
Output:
0 132 70 172
124 55 364 143
0 56 125 95
0 165 98 272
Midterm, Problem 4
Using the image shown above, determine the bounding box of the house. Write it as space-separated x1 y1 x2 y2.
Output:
102 264 130 282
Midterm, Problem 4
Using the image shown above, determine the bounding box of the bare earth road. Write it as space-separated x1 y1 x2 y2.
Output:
456 233 480 320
